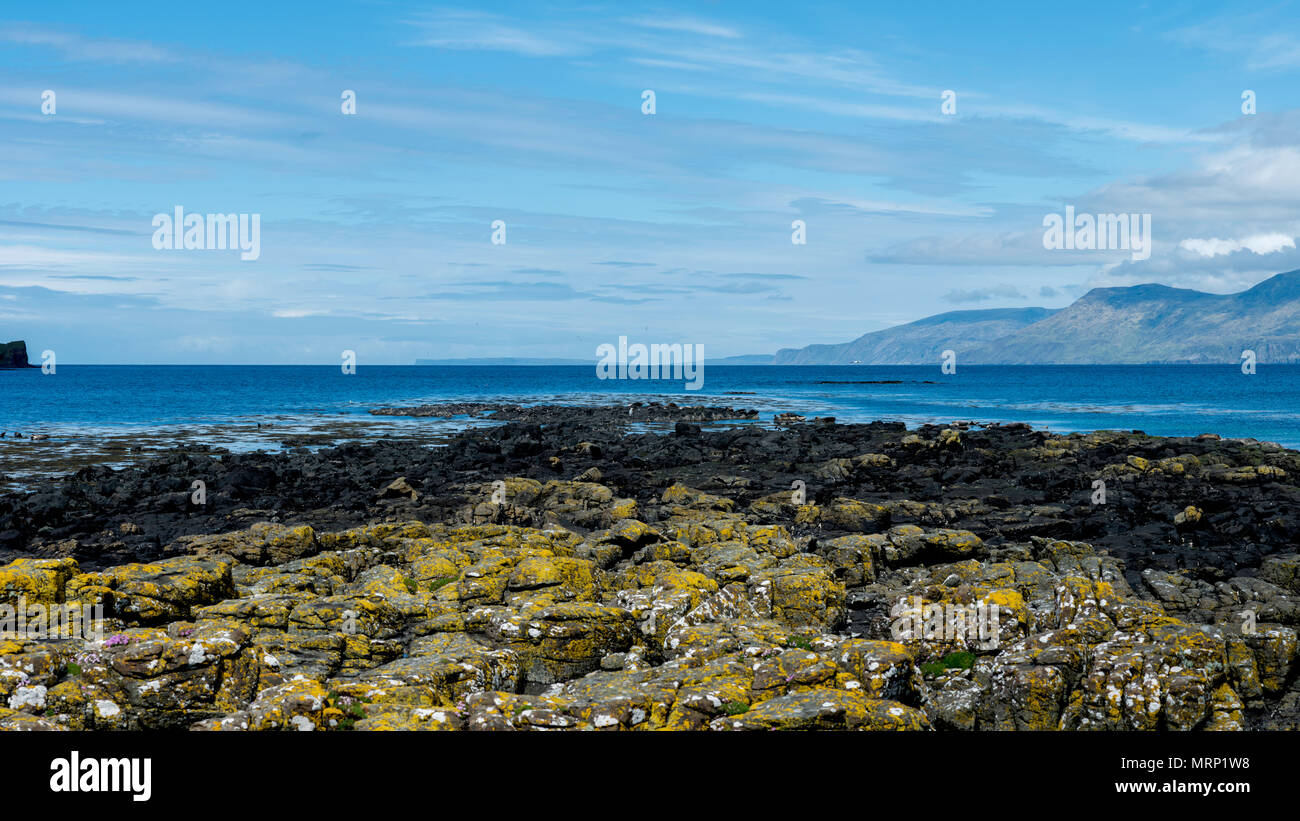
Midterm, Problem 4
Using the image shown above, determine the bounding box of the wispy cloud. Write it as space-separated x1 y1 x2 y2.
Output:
721 272 807 281
1167 15 1300 70
46 274 141 281
0 26 177 63
942 284 1025 303
403 10 578 56
624 16 742 39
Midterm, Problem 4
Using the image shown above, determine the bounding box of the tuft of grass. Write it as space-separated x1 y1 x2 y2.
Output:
723 701 749 716
65 662 82 677
941 650 976 670
401 576 418 594
427 576 457 592
785 636 814 651
921 651 977 678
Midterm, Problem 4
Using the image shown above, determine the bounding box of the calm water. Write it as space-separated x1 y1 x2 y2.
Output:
2 364 1299 447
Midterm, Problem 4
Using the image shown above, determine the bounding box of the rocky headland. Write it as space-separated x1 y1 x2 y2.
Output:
0 341 37 370
2 403 1300 731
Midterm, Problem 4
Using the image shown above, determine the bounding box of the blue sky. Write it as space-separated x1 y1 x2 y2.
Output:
3 0 1300 363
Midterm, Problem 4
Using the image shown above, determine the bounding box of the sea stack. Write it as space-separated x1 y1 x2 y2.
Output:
0 340 38 369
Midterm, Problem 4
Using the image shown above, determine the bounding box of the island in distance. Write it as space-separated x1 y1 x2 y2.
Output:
0 341 38 369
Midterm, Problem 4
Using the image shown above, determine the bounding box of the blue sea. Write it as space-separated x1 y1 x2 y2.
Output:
2 365 1299 452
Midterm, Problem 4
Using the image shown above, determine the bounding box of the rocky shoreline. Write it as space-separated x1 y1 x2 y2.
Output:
368 401 761 423
3 403 1300 730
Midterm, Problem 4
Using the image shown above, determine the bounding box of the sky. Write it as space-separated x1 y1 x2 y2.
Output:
3 0 1300 363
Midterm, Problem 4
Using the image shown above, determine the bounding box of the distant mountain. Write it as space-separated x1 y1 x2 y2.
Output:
765 271 1300 364
969 271 1300 363
771 308 1057 364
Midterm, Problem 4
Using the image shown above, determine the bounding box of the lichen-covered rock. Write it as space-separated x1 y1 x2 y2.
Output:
834 639 918 701
73 556 235 624
661 484 735 513
763 557 845 630
820 499 889 533
980 628 1088 730
924 675 983 730
172 523 319 566
712 690 929 730
1240 624 1297 695
506 556 599 601
0 706 65 731
10 434 1298 734
489 602 637 684
1260 554 1300 595
815 534 878 587
879 526 984 567
246 677 331 731
0 558 78 606
1072 623 1226 730
466 478 638 529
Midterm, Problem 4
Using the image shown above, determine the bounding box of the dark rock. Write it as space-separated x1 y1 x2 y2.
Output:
0 340 38 369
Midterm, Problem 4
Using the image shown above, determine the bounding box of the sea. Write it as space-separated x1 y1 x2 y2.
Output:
2 364 1299 484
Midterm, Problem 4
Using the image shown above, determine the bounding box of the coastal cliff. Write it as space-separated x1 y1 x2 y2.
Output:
0 340 36 369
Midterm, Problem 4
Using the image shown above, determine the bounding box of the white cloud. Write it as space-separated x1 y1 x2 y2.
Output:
403 11 577 56
942 283 1024 303
0 244 151 268
0 87 287 129
272 309 325 318
0 27 176 63
1180 233 1297 257
1167 18 1300 71
736 91 939 123
1179 238 1238 257
624 17 742 39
